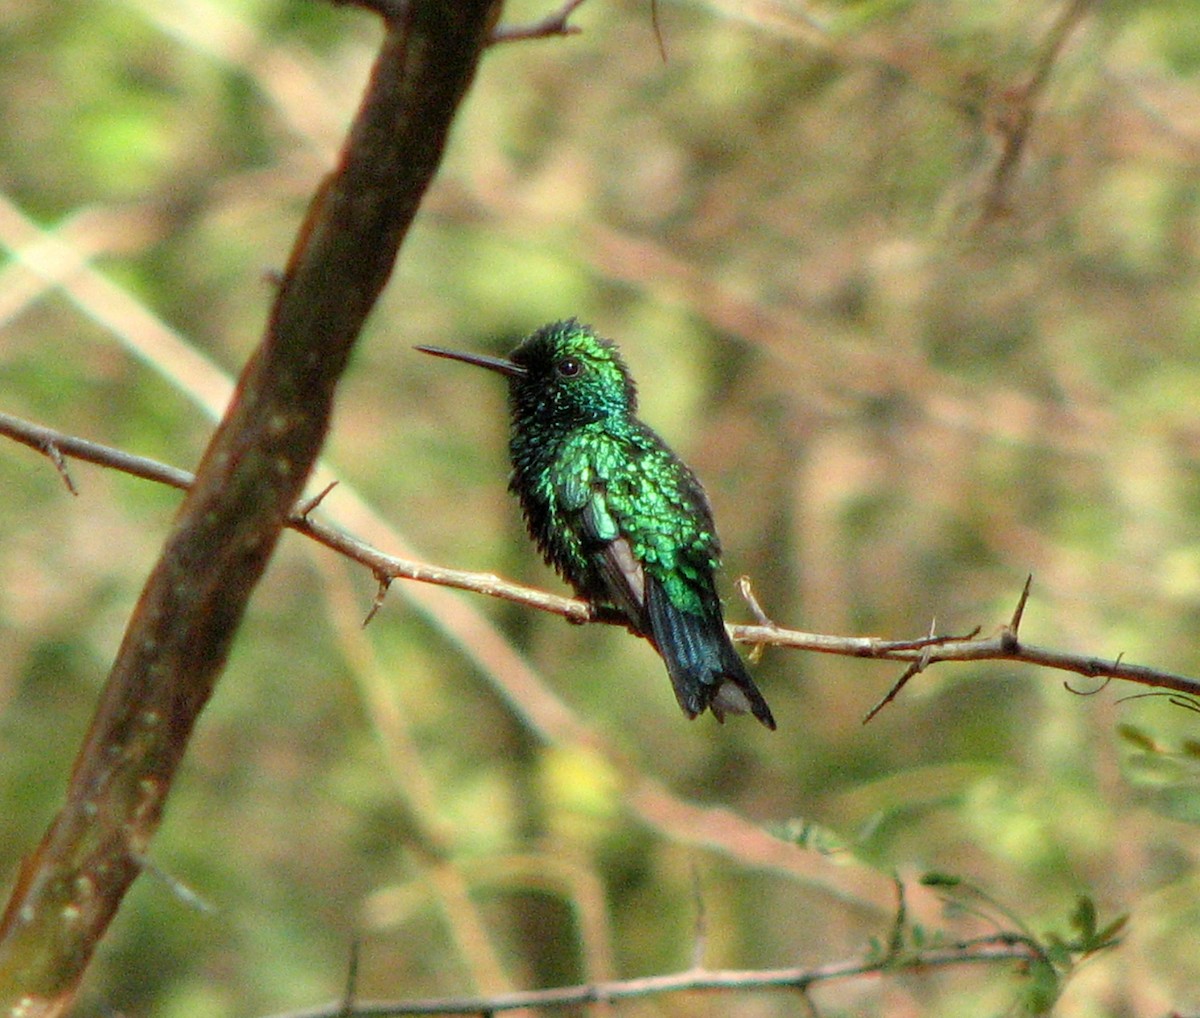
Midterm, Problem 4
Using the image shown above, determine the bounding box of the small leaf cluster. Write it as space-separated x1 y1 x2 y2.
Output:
875 873 1132 1015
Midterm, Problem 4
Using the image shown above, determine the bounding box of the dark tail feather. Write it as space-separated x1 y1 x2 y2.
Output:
644 578 776 730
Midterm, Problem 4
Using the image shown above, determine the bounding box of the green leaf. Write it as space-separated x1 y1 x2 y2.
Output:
1093 913 1129 947
1117 723 1159 752
1041 933 1073 969
920 871 962 887
1019 957 1062 1015
1070 895 1097 943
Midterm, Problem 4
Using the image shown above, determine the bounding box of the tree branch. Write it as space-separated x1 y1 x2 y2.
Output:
4 411 1197 717
489 0 589 44
252 874 1121 1016
979 0 1095 222
257 936 1041 1017
0 2 502 1013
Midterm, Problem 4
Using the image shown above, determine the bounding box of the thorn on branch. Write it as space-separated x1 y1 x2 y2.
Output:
863 658 924 724
1009 574 1032 633
999 575 1032 653
490 0 589 45
363 573 391 627
862 619 939 724
295 481 338 520
43 439 78 495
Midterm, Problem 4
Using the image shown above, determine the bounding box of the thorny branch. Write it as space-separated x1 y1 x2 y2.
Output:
4 410 1198 714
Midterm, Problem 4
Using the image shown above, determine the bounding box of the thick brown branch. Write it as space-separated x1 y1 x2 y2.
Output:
0 3 502 1013
4 413 1198 716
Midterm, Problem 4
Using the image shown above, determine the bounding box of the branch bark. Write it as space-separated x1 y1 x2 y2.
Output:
0 3 502 1014
3 411 1198 722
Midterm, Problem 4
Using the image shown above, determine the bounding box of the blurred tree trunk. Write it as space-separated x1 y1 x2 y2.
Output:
0 3 502 1014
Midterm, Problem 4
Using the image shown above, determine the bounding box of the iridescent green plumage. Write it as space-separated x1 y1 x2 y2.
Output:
417 320 775 729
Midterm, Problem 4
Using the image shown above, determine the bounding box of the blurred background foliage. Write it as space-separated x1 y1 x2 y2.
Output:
2 0 1200 1014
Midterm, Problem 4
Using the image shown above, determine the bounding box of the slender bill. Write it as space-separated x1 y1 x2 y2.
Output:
415 345 527 378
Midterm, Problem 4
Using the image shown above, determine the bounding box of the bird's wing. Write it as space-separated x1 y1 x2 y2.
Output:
580 488 651 628
551 450 650 629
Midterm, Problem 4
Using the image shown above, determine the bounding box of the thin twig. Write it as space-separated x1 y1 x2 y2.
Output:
4 411 1199 706
735 575 774 663
864 658 928 724
736 575 774 627
650 0 667 63
979 0 1095 222
0 410 193 491
689 863 707 971
862 617 941 724
490 0 589 44
256 938 1042 1018
339 940 361 1018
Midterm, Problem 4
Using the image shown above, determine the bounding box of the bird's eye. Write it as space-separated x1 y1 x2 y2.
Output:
556 357 581 377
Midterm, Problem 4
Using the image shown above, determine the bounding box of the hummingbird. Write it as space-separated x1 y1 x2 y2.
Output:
417 319 775 729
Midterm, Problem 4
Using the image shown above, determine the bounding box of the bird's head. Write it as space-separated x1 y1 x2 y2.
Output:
418 319 638 428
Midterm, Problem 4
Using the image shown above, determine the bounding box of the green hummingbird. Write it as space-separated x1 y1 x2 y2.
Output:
417 319 775 729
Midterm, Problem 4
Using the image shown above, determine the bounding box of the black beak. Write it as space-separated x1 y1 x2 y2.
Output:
415 345 526 378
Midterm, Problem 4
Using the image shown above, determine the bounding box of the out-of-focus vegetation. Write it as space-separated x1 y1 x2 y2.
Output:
2 0 1200 1014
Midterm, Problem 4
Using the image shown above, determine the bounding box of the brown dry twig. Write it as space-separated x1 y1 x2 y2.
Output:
4 411 1198 713
861 616 956 724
